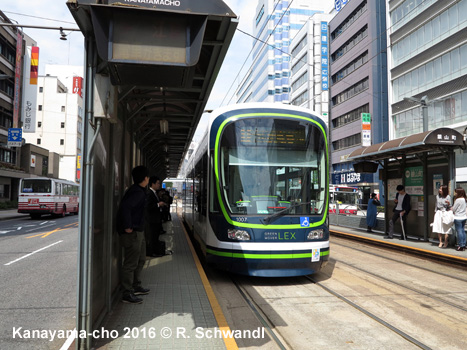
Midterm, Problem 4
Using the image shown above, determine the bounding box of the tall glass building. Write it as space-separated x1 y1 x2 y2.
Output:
387 0 467 183
236 0 333 103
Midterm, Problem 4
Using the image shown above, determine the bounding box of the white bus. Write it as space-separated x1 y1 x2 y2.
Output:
18 177 79 219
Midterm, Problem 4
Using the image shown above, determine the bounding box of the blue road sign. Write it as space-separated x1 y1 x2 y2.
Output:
8 128 22 147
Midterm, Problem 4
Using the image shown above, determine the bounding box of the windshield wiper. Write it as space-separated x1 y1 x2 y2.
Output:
261 201 314 225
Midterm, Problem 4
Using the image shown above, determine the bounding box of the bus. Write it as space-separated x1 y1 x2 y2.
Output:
329 185 361 215
18 177 80 219
182 103 329 277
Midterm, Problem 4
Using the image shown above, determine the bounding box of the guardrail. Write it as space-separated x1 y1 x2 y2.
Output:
329 203 385 232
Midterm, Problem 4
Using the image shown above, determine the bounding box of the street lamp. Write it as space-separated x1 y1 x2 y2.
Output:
403 95 428 132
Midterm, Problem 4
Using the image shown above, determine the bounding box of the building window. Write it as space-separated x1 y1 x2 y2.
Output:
60 139 64 145
331 78 369 106
61 122 65 128
331 25 368 63
61 106 65 112
38 121 42 128
332 133 362 151
39 87 43 93
332 104 370 129
37 139 41 145
0 184 10 199
38 105 42 111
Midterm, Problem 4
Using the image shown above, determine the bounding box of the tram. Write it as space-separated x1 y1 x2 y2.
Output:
182 103 329 277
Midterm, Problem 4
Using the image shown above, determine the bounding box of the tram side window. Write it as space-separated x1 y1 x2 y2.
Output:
56 183 61 195
194 154 208 217
201 153 208 216
209 153 220 213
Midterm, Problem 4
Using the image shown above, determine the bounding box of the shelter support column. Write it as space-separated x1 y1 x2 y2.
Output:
422 154 429 241
77 37 98 350
384 159 388 235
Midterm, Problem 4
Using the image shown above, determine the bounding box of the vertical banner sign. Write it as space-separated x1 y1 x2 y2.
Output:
321 22 328 91
73 76 83 97
361 112 371 146
13 32 23 128
76 154 82 181
22 46 39 133
334 0 342 11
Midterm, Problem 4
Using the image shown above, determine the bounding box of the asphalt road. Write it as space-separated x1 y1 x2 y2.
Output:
0 214 79 350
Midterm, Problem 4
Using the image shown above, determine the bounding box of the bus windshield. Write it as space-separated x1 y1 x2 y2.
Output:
219 117 327 215
21 179 52 193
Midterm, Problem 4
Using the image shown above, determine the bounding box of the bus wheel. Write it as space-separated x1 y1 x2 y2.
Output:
30 213 41 220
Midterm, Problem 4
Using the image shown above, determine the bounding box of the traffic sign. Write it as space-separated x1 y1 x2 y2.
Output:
8 128 22 147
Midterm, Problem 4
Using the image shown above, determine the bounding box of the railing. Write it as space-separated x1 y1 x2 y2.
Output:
329 203 385 232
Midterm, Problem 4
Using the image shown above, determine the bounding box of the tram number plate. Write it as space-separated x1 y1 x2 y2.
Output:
312 249 320 262
234 217 247 222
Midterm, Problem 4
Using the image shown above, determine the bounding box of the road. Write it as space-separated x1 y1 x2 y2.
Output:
0 214 79 350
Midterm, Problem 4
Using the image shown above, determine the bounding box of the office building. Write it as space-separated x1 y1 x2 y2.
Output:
328 0 388 198
236 0 333 104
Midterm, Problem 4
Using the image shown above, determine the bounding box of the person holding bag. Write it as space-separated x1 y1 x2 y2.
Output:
452 187 467 251
432 185 452 248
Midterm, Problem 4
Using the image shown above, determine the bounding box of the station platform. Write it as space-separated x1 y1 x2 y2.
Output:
330 224 467 267
93 213 237 350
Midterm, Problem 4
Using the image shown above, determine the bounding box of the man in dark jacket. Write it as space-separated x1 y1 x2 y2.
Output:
146 176 167 256
117 166 150 304
385 184 411 240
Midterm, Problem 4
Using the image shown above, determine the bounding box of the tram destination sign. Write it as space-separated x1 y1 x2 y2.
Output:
239 127 306 146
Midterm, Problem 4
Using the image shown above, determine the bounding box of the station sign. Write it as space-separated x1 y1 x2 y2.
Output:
8 128 22 147
361 112 371 147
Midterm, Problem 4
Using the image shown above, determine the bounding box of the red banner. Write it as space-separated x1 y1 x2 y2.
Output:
30 46 39 85
13 32 23 128
72 76 83 97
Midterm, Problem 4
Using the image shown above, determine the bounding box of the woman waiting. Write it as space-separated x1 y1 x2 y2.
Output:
451 187 467 251
366 193 381 233
432 185 451 248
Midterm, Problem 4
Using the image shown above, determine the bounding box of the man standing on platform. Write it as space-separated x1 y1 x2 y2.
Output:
117 165 151 304
146 176 166 257
385 184 411 240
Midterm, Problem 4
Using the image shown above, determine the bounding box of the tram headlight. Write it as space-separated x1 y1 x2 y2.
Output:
307 229 324 240
228 229 251 241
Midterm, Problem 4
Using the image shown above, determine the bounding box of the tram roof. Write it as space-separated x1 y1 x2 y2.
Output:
348 128 465 162
67 0 237 178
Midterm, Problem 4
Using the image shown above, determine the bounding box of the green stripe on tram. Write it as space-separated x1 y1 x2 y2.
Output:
206 248 329 259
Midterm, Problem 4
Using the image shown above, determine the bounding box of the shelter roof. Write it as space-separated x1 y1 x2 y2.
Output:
348 128 464 162
67 0 237 178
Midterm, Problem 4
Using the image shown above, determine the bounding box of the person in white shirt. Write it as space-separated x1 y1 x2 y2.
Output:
451 187 467 251
385 185 411 240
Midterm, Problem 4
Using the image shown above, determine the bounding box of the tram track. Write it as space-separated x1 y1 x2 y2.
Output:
331 238 467 283
325 256 467 313
304 275 432 350
230 276 291 350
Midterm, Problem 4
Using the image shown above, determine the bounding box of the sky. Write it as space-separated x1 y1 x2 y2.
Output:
1 0 254 111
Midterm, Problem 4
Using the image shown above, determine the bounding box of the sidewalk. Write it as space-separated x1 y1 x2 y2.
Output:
330 224 467 266
0 209 28 221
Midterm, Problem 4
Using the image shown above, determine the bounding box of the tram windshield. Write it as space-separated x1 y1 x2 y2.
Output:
219 117 327 216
